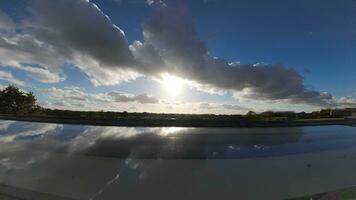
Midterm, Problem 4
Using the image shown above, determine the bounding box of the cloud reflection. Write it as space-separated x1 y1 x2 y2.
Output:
0 120 15 131
0 120 309 159
0 122 62 143
2 121 356 200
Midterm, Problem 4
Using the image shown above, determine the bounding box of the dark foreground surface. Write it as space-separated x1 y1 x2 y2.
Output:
1 120 356 199
0 184 76 200
0 115 355 128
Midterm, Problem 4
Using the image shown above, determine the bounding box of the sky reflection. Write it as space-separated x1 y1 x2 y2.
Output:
1 120 356 159
1 120 356 199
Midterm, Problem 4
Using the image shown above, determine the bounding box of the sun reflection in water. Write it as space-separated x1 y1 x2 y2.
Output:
157 127 186 136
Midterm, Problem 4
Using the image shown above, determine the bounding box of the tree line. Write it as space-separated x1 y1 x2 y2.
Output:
0 85 353 120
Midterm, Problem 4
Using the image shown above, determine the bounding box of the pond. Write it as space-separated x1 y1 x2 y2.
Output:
0 120 356 199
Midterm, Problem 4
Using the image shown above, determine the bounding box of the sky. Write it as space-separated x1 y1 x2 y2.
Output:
0 0 355 114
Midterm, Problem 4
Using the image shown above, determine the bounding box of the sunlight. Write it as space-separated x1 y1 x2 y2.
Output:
160 73 184 97
158 127 186 136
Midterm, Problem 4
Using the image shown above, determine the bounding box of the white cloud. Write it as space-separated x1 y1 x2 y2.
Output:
40 87 254 113
25 0 137 86
0 0 138 85
93 91 159 104
0 121 14 131
14 65 65 83
335 97 356 108
42 87 88 101
0 32 66 83
71 54 140 86
0 123 61 143
68 126 145 152
0 70 25 86
42 87 160 111
146 0 167 7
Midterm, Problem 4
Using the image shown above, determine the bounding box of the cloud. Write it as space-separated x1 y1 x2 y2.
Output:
222 104 248 111
25 0 138 85
0 27 66 83
199 102 248 113
0 10 65 78
52 101 70 107
71 54 140 86
0 10 15 29
67 126 147 153
96 91 159 104
0 1 137 85
42 87 160 112
199 102 213 110
42 87 93 110
0 121 14 131
42 87 87 101
41 87 252 113
14 65 65 83
336 97 356 108
0 70 25 86
0 1 341 108
129 40 165 75
28 0 133 67
0 123 61 143
140 7 334 106
146 0 167 7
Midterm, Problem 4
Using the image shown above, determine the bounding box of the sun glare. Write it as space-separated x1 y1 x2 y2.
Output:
161 73 184 96
158 127 186 136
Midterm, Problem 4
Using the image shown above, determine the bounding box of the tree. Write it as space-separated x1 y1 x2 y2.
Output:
246 111 257 116
245 110 261 120
0 85 38 114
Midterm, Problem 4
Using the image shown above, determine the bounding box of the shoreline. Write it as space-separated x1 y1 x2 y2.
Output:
0 115 355 128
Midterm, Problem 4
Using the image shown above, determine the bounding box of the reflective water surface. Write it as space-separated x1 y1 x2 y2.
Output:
0 120 356 199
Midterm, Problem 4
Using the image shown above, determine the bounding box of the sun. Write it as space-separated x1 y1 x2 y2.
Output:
160 73 184 96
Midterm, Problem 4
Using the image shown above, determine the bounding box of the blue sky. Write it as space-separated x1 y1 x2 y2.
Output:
0 0 355 113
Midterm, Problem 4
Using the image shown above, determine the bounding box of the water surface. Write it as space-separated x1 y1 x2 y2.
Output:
0 120 356 199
